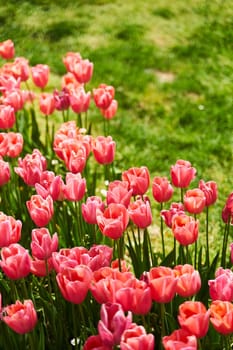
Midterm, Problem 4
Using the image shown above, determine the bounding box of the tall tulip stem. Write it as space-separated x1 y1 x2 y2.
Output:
205 206 210 267
160 203 165 260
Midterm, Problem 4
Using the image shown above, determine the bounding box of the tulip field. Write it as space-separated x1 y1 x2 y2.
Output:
0 1 233 349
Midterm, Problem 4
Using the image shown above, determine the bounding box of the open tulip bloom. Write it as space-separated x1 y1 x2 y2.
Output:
0 39 232 350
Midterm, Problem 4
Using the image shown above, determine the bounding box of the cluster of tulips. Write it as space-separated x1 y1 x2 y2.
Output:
0 39 232 349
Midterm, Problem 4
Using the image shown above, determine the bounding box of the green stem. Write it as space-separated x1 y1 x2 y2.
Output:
160 303 166 338
72 304 79 349
117 238 122 272
206 206 210 267
160 203 165 260
221 219 230 268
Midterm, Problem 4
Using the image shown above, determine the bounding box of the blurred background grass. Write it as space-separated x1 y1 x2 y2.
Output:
1 0 233 209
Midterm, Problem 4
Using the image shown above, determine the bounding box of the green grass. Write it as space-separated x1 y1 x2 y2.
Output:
1 0 233 202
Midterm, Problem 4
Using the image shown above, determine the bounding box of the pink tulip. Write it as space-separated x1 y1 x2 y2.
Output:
39 92 56 115
184 188 206 214
162 328 197 350
93 84 115 109
69 87 91 114
35 171 65 201
26 194 54 227
71 58 93 84
0 39 15 59
160 202 185 228
122 166 150 196
0 133 8 156
0 104 15 128
152 176 174 203
178 301 209 338
92 136 116 165
0 212 21 247
3 88 24 112
98 302 132 347
101 99 118 119
0 74 20 93
30 257 54 277
0 243 31 280
199 180 218 206
174 264 201 298
5 132 23 158
120 324 155 350
172 214 199 246
56 265 92 304
0 157 10 186
83 335 112 350
210 300 233 335
11 57 30 82
208 267 233 302
170 159 196 188
107 180 133 208
149 266 177 303
82 196 105 224
53 87 70 111
96 203 129 240
2 299 37 334
31 64 50 89
63 51 82 72
63 172 86 201
31 227 58 260
128 197 152 229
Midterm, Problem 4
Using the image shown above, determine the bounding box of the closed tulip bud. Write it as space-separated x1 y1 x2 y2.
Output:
98 302 132 347
178 301 209 338
184 188 206 214
162 328 197 350
26 194 54 227
56 265 92 304
96 203 129 240
82 196 105 224
199 179 218 206
100 99 118 120
53 87 70 111
149 266 177 303
208 267 233 302
31 64 50 89
69 87 91 114
172 214 199 246
210 300 233 335
0 243 31 280
0 212 22 247
92 136 116 165
2 300 37 334
152 176 174 203
120 324 155 350
63 172 86 201
0 157 10 186
31 228 58 260
39 92 56 115
0 39 15 59
0 104 15 128
174 264 201 298
122 166 150 196
93 84 115 109
170 159 196 188
71 58 93 84
128 197 152 229
63 51 82 72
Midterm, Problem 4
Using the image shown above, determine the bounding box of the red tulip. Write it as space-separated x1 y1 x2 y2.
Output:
0 212 21 248
152 176 174 203
5 132 23 158
170 159 196 188
0 104 15 128
162 328 197 350
128 197 152 229
69 87 91 114
98 302 132 347
178 301 209 338
172 214 199 246
120 324 155 350
107 180 133 208
210 300 233 335
39 92 56 115
63 172 86 201
198 180 218 206
184 188 206 214
0 133 8 156
92 136 116 165
174 264 201 298
149 266 177 303
231 243 233 264
2 299 37 334
0 243 31 280
82 196 105 224
30 257 54 277
208 267 233 302
0 157 10 186
31 227 58 260
26 194 54 227
161 202 185 228
101 99 118 119
122 166 150 196
96 203 129 240
93 84 115 110
31 64 50 89
56 264 92 304
222 192 233 224
0 39 15 59
83 335 112 350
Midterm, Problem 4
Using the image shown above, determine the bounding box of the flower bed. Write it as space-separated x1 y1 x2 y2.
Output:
0 39 232 349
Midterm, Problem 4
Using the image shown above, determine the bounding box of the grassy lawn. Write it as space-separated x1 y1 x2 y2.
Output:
1 0 233 211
